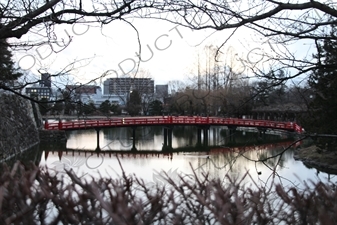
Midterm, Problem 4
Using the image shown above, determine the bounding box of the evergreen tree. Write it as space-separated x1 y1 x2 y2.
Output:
99 100 111 116
39 98 51 115
81 102 96 115
126 90 142 116
110 104 121 115
0 39 22 83
51 102 64 115
149 100 163 116
307 27 337 135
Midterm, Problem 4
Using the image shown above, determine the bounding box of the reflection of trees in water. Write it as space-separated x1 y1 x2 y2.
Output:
137 127 156 140
103 127 158 141
238 140 304 188
102 128 131 150
220 129 289 146
173 126 196 138
98 125 291 151
102 127 162 150
173 126 197 147
67 125 293 152
152 126 163 136
189 142 296 185
193 149 241 181
245 146 292 170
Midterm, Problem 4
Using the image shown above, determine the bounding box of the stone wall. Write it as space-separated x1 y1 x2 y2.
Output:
39 130 67 143
0 94 43 160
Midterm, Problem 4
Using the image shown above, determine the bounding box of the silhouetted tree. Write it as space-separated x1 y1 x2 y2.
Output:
80 102 96 115
51 102 64 116
0 39 22 85
62 91 75 115
126 90 141 116
99 100 111 116
307 27 337 136
149 100 163 116
111 104 121 115
38 98 50 116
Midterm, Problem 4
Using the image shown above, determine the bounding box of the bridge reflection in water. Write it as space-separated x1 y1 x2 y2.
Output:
41 140 302 185
20 120 337 189
43 139 300 162
59 127 299 153
40 123 315 187
39 125 300 182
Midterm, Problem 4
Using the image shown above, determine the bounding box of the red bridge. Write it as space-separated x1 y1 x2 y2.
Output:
44 116 303 133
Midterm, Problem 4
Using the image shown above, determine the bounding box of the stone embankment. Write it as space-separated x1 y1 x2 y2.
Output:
39 130 67 143
0 94 43 160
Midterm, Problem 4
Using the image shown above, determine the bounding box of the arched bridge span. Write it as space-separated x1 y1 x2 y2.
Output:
44 116 303 133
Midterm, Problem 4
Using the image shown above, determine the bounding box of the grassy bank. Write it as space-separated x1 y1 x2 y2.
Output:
294 145 337 174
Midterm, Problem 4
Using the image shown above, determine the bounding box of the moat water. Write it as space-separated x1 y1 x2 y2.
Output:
20 126 335 189
5 125 336 190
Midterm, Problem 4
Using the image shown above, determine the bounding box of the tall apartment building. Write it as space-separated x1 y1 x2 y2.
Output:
39 73 51 88
155 85 168 97
103 77 154 95
26 86 52 100
26 73 52 100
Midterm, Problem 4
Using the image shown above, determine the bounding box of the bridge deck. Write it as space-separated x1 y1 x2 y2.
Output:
44 116 303 133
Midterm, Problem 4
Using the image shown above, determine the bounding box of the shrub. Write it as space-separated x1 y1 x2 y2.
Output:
0 161 336 224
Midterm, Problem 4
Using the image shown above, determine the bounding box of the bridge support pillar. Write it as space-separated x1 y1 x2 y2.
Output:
163 128 168 147
196 126 209 147
203 126 209 146
95 128 101 151
257 128 267 140
228 126 237 142
162 126 173 151
168 127 173 149
196 127 202 147
131 127 137 151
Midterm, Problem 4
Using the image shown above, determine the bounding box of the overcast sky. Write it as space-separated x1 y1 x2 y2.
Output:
13 17 313 88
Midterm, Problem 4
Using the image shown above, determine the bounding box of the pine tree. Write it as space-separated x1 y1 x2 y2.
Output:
149 100 163 116
0 39 22 83
126 90 142 116
307 27 337 135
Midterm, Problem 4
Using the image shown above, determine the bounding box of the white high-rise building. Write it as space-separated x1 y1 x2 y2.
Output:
103 77 154 95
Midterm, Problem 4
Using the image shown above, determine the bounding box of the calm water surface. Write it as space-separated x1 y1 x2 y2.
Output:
39 126 337 189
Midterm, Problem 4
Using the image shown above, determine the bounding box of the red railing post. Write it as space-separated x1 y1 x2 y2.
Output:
44 119 49 129
295 124 303 133
58 120 62 130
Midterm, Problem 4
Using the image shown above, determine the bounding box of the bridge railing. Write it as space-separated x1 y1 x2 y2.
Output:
44 116 303 133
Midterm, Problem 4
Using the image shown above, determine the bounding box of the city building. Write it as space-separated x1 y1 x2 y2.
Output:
39 73 51 88
65 85 127 107
155 84 169 102
26 86 52 100
25 73 52 100
103 77 154 95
